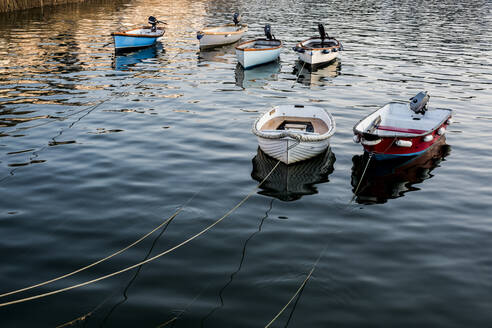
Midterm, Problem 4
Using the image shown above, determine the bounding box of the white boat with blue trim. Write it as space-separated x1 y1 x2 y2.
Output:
197 13 248 49
236 24 282 69
111 16 165 52
252 104 336 165
293 24 343 67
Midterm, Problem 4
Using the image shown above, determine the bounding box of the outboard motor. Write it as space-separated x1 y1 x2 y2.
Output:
148 16 158 32
409 91 430 114
264 24 274 40
233 13 241 26
318 23 328 45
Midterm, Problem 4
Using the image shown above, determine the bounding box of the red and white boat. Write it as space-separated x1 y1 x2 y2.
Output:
353 92 453 159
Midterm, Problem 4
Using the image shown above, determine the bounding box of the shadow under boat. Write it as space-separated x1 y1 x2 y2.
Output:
251 147 335 202
235 60 281 88
112 43 163 70
292 58 341 86
351 137 451 204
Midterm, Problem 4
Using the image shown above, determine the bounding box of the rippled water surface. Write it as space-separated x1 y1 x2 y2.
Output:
1 0 491 326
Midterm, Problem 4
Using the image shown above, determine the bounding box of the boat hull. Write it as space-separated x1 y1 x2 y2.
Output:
294 37 342 66
236 47 281 69
257 136 330 165
113 35 159 50
297 49 339 66
197 24 247 49
353 102 453 160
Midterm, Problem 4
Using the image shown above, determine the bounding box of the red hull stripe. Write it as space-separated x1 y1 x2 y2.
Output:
377 125 427 134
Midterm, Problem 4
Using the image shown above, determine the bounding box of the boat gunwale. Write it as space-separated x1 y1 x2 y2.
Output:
296 36 341 51
197 24 248 36
111 27 164 38
235 38 283 52
253 106 336 141
353 102 453 138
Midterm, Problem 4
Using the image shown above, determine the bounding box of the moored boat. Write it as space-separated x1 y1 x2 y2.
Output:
235 24 282 69
293 24 343 67
252 104 336 165
197 13 248 49
353 91 453 160
111 16 165 52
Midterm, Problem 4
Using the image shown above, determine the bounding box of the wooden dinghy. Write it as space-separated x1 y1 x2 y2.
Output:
111 16 165 52
252 105 336 165
236 24 282 69
197 13 248 49
353 91 453 160
293 24 343 67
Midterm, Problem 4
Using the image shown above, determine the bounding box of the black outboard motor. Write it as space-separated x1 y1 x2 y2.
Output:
233 13 241 26
318 23 328 45
148 16 158 32
409 91 430 114
264 24 275 40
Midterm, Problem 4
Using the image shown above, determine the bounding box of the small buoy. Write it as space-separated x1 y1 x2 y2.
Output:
446 118 453 124
423 135 433 142
396 139 412 147
353 135 361 143
437 127 446 135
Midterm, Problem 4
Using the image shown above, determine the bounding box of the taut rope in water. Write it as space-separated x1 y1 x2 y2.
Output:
0 161 281 308
264 247 326 328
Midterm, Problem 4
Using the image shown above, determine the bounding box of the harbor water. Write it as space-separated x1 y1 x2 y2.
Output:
0 0 491 326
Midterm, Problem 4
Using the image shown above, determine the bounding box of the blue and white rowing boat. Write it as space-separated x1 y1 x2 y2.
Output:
235 24 282 69
111 16 165 52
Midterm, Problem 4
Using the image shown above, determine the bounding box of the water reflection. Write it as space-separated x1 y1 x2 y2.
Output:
235 60 281 88
292 59 341 87
251 147 335 201
112 44 163 70
351 138 451 204
197 45 235 65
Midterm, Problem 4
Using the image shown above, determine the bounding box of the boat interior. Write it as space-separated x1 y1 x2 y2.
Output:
304 39 338 49
357 103 451 136
203 25 242 33
260 116 329 134
238 39 281 49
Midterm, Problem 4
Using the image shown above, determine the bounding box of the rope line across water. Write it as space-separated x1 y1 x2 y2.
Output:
0 160 281 308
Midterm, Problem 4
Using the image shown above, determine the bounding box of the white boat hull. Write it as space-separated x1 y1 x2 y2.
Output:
236 47 281 69
197 24 247 49
257 137 330 165
199 33 243 48
297 49 339 65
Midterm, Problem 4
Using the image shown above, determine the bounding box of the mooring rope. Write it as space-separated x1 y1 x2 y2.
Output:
292 61 306 88
264 247 325 328
0 181 203 299
349 137 397 204
0 160 281 308
0 209 182 299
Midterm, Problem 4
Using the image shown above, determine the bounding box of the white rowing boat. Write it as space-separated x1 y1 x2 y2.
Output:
197 13 248 49
293 24 343 67
252 104 336 165
235 24 282 69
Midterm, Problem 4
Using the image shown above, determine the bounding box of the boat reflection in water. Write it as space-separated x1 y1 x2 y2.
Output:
197 45 235 65
292 59 340 87
251 147 335 201
351 137 451 204
235 60 280 88
112 43 162 70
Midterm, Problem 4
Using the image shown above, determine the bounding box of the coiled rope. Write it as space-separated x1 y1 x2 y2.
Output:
0 160 281 308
